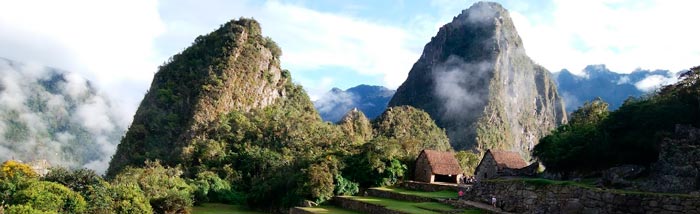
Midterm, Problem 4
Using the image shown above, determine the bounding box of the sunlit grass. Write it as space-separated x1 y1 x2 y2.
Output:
342 196 482 214
298 205 361 214
191 203 266 214
373 186 458 199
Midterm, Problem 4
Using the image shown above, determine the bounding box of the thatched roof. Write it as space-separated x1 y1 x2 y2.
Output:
489 150 528 169
420 149 462 175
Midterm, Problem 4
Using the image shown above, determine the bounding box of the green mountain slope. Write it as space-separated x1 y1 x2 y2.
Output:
107 19 293 177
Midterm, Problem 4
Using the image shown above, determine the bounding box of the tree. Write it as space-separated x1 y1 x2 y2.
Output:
532 99 609 173
114 161 193 214
42 167 109 213
109 183 153 214
12 181 87 213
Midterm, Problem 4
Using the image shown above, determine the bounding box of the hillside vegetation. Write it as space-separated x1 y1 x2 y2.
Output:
101 18 452 212
534 66 700 173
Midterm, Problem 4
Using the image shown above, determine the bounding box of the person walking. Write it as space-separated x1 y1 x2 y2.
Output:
458 189 464 199
491 195 497 207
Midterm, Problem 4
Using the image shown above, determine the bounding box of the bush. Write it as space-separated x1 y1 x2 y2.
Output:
0 161 37 180
5 204 51 214
114 161 193 214
109 183 153 214
12 181 86 213
190 171 232 204
334 174 359 196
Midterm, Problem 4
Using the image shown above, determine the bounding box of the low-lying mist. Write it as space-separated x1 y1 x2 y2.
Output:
0 58 125 174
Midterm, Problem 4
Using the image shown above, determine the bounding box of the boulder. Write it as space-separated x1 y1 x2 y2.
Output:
601 165 646 188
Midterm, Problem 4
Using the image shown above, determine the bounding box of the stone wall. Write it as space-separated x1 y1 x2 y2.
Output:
331 196 406 214
475 152 497 180
398 180 461 192
415 152 433 183
466 180 700 214
639 124 700 193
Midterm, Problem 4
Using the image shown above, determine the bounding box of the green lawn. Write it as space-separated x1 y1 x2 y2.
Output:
192 203 266 214
297 205 361 214
342 196 481 214
373 186 458 199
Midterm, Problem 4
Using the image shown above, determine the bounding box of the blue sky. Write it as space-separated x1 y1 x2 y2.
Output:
1 0 699 121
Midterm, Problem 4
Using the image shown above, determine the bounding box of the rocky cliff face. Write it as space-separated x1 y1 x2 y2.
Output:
388 2 567 156
107 19 292 176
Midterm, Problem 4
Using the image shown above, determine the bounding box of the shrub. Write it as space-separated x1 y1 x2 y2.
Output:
109 183 153 214
333 174 359 196
0 161 37 180
13 181 86 213
114 161 193 214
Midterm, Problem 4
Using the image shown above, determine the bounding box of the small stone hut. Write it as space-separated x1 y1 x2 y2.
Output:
475 149 537 180
414 149 463 183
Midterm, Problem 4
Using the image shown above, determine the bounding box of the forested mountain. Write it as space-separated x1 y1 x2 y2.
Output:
107 18 453 210
314 85 394 122
0 57 124 173
389 2 567 158
107 19 295 176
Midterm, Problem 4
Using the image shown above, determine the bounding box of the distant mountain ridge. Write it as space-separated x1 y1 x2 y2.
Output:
554 64 677 111
314 84 394 122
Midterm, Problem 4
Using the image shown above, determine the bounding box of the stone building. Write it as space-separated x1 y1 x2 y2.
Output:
414 149 463 183
28 159 51 177
475 149 537 180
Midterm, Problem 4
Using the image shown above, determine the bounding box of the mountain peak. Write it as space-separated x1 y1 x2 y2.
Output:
108 18 296 176
454 1 508 24
389 2 566 155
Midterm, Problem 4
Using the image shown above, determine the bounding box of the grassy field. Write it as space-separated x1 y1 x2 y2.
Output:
342 196 481 214
297 205 361 214
372 186 458 199
191 203 266 214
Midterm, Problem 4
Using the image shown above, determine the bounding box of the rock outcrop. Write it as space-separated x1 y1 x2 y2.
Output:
107 19 292 176
640 124 700 193
388 2 567 156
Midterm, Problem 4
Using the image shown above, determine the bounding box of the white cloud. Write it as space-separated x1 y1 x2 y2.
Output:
156 1 429 96
512 0 700 75
634 74 676 92
617 76 631 84
0 0 165 122
259 2 421 89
